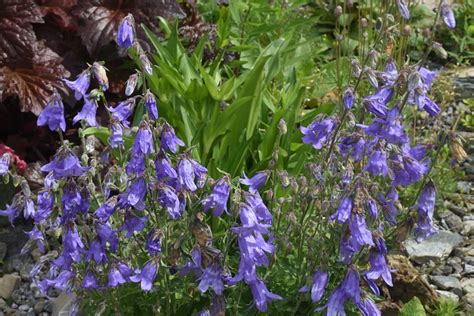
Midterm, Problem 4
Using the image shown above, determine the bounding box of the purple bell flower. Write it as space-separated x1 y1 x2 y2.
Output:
110 122 124 149
178 156 197 192
82 270 100 289
37 95 66 132
349 214 374 248
300 117 337 150
245 192 273 224
240 171 269 193
357 297 381 316
367 198 378 219
62 228 84 263
108 99 135 127
85 240 108 264
145 229 161 256
327 268 361 315
63 70 90 100
366 250 393 286
330 196 353 224
34 191 54 224
73 97 98 127
45 270 73 292
441 2 456 28
299 269 329 303
197 267 225 295
362 106 409 145
41 149 88 179
116 14 135 48
339 133 366 161
202 176 231 217
23 199 35 219
95 200 116 223
414 93 440 116
118 177 147 210
119 213 148 237
249 278 282 312
132 124 154 155
363 147 390 177
390 153 426 186
126 153 146 176
363 87 392 118
413 180 437 241
378 188 399 225
160 123 184 154
145 90 159 120
131 261 158 291
155 154 178 184
158 186 181 219
96 222 119 252
108 262 133 287
25 226 45 253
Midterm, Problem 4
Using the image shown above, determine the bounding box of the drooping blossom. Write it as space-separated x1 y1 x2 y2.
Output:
343 88 355 109
349 214 374 248
126 153 145 176
96 222 119 252
85 240 108 264
108 262 133 287
202 176 231 216
117 14 135 48
366 250 393 286
145 229 161 256
95 199 116 222
390 152 427 186
0 204 19 225
363 87 392 118
108 99 135 127
34 191 54 223
367 199 378 219
330 196 353 224
0 153 9 176
161 123 184 153
37 96 66 132
64 70 90 100
110 122 124 149
249 278 282 312
131 261 158 291
413 180 437 241
178 156 197 192
73 97 98 127
119 213 148 237
118 177 147 210
327 268 361 315
357 297 381 316
363 147 390 177
362 106 408 145
339 133 366 161
240 171 269 193
26 226 45 253
300 117 337 150
155 153 177 184
158 186 181 219
299 269 329 303
132 123 155 155
378 188 399 225
82 270 100 289
41 149 88 179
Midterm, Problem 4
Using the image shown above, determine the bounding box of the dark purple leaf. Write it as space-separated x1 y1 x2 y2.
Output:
0 44 70 115
73 0 185 55
0 0 44 64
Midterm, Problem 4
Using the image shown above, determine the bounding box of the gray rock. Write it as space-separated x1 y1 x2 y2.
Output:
430 275 462 291
34 300 45 314
463 292 474 311
436 290 460 303
0 242 6 261
0 298 6 307
445 201 466 217
0 274 21 299
432 265 453 276
462 221 474 236
457 181 471 193
18 305 29 312
404 231 464 264
440 211 463 233
464 264 474 275
461 278 474 294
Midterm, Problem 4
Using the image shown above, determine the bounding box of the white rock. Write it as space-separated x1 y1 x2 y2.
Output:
436 290 460 303
0 274 21 299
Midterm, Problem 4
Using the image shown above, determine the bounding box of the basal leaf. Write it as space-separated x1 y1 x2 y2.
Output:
0 0 44 64
0 44 69 115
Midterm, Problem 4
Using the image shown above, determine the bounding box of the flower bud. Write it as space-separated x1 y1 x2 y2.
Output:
116 14 135 49
432 42 448 59
335 34 343 42
367 49 379 68
407 71 421 92
360 18 368 29
346 0 354 8
278 118 287 135
21 179 31 197
396 0 410 20
364 67 378 88
422 28 431 38
334 5 343 17
278 170 290 188
125 73 139 96
92 62 109 91
145 90 159 120
140 54 153 75
343 87 355 109
441 2 456 29
449 132 468 162
375 17 383 32
351 59 362 78
402 25 411 36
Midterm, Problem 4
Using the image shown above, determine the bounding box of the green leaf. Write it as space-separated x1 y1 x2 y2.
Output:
400 297 426 316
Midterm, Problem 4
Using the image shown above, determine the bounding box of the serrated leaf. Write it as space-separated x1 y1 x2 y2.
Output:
0 44 69 115
400 297 426 316
0 0 44 64
73 0 185 55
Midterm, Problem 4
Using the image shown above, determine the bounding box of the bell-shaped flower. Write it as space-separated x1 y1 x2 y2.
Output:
116 14 135 48
160 123 184 154
330 196 353 224
64 70 90 100
131 260 158 291
37 96 66 132
300 117 336 150
202 176 231 217
73 97 97 127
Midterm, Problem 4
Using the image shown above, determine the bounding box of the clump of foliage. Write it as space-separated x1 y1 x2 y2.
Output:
0 0 467 315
